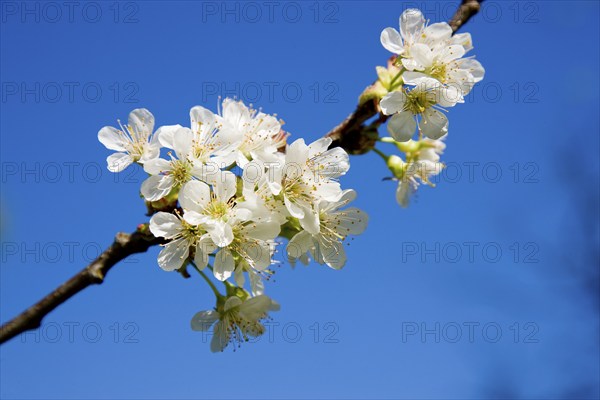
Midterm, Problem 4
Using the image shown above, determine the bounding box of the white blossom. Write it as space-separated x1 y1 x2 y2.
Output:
402 52 485 95
395 137 446 207
380 76 462 141
287 189 368 270
141 125 222 202
158 105 239 168
92 5 485 351
191 294 280 352
149 211 215 271
98 108 160 172
381 8 485 94
180 173 280 294
216 98 287 168
381 9 454 69
267 137 350 234
241 160 289 226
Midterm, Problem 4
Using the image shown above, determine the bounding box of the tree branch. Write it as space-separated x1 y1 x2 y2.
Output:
325 0 483 154
449 0 483 33
0 0 482 346
0 228 163 344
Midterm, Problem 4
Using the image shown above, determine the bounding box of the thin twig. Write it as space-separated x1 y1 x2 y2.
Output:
449 0 483 33
0 228 163 344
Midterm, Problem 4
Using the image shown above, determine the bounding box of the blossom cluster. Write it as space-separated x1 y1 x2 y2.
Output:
97 7 483 351
368 8 485 206
98 98 367 351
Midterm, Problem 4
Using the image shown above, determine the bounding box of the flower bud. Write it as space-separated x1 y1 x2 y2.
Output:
359 83 388 105
387 155 406 179
395 140 420 154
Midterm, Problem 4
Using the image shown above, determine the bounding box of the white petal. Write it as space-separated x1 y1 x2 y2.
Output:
267 179 283 196
240 240 272 271
448 69 476 95
157 124 184 150
214 171 236 202
141 175 174 201
252 112 281 137
415 159 442 178
234 267 246 287
401 57 419 71
400 9 425 42
106 153 133 172
140 141 161 163
284 196 306 219
401 71 428 84
173 127 194 159
299 209 321 235
404 75 441 88
221 98 251 130
437 45 466 63
396 180 415 207
249 271 264 296
239 295 271 320
285 138 309 168
210 321 230 352
317 180 343 202
192 161 222 184
190 310 218 331
313 147 350 178
149 212 181 239
422 22 452 43
310 240 326 265
157 238 189 271
193 241 210 270
320 239 347 270
208 221 234 248
380 27 404 54
183 210 205 226
180 180 211 213
335 208 369 235
307 137 333 158
247 220 280 241
287 231 313 259
380 91 407 115
451 32 473 52
269 299 281 312
335 189 357 207
234 152 250 169
421 109 448 139
409 43 434 69
459 58 485 82
98 126 127 151
143 158 171 175
233 206 252 222
224 295 242 312
213 249 235 281
190 106 216 140
437 85 463 107
198 233 217 254
387 112 417 142
128 108 155 137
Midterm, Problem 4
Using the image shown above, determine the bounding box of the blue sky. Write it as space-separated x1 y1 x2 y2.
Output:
1 1 599 399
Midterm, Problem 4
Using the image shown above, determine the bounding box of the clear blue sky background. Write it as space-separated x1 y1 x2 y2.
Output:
1 1 599 399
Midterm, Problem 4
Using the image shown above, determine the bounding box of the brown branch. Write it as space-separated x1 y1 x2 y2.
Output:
449 0 483 33
0 1 482 346
0 228 163 344
325 0 483 154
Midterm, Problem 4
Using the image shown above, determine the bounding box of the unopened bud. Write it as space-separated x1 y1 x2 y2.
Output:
395 140 420 154
387 155 406 179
